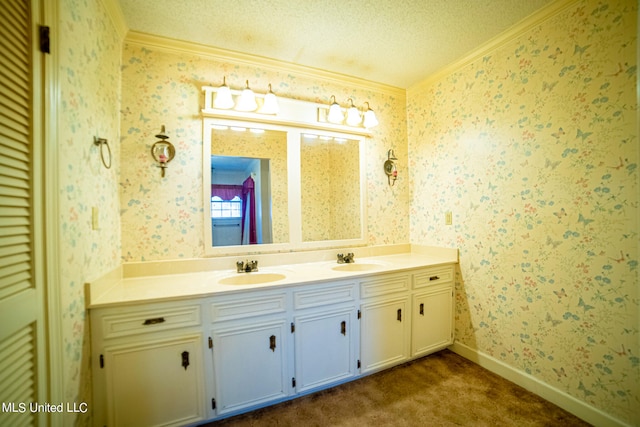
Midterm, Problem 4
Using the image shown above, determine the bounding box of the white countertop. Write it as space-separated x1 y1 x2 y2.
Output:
88 252 456 308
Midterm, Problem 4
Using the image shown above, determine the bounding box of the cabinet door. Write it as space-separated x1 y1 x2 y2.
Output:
294 308 357 392
211 319 289 415
412 286 454 357
360 297 410 373
105 335 205 427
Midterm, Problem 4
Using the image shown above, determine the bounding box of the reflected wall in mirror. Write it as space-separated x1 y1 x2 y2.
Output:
300 135 361 241
210 127 289 247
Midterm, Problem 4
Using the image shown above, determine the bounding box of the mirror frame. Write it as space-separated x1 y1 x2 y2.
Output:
203 117 368 256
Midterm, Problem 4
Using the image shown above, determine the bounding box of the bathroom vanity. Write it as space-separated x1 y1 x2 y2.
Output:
88 251 456 426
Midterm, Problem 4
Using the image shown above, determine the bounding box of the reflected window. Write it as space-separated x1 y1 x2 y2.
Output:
211 195 242 218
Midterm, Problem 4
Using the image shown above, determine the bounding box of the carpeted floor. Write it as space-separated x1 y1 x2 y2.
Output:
201 349 590 427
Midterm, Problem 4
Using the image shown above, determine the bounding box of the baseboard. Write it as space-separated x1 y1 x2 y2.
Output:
449 342 631 427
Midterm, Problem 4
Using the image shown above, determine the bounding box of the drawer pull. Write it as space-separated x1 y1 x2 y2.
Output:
429 276 440 281
340 320 346 336
419 303 424 316
181 351 190 370
397 308 402 322
142 317 166 325
269 335 276 352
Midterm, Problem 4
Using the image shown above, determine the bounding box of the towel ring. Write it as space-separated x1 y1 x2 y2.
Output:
94 137 112 169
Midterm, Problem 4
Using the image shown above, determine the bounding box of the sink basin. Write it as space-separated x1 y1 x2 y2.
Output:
332 263 384 272
218 273 286 285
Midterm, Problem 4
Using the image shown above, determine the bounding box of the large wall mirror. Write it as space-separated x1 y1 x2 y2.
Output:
203 117 367 256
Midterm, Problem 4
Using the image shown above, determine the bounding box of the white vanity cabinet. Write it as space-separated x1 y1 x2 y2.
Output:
89 258 457 425
292 281 359 393
208 289 291 416
90 302 206 427
359 272 412 373
411 266 455 357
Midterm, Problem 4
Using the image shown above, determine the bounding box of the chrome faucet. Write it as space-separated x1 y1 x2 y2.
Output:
236 260 259 273
337 253 355 264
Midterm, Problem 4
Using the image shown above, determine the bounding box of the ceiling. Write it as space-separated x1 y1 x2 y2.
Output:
117 0 554 89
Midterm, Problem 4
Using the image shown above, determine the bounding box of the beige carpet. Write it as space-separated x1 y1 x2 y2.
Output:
203 349 590 427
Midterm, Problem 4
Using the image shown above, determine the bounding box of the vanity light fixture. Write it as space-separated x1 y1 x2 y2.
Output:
150 125 175 177
259 84 279 114
362 102 379 128
236 80 258 112
213 77 234 109
327 95 345 124
345 98 361 126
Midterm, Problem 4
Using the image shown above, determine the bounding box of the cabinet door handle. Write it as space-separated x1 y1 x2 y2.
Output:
397 308 402 322
142 317 165 325
269 335 276 352
429 275 440 281
340 320 346 336
420 303 424 316
181 351 189 370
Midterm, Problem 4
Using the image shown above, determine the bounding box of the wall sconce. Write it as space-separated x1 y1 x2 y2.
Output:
384 149 398 186
151 125 175 177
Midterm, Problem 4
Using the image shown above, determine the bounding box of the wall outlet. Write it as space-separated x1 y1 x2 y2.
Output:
445 211 452 225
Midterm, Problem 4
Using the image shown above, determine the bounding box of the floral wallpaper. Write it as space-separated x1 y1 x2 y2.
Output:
301 137 361 241
407 0 638 424
58 0 123 425
119 44 409 260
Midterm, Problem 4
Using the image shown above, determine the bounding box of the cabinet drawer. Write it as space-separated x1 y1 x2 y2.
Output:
413 266 454 289
360 273 410 299
210 292 287 322
294 282 356 310
101 305 201 339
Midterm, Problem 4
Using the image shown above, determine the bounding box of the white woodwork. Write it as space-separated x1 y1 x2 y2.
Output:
360 297 411 373
294 307 357 392
412 286 454 357
90 263 455 425
105 335 205 427
211 319 289 415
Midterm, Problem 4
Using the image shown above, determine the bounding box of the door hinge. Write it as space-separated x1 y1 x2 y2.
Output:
208 336 213 349
292 377 296 388
357 359 361 369
211 398 216 410
357 310 361 319
291 322 295 333
39 25 50 54
99 354 104 369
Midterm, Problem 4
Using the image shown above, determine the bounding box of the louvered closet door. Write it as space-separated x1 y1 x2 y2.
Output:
0 1 47 426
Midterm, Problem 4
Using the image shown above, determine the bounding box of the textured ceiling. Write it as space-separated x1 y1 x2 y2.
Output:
117 0 554 88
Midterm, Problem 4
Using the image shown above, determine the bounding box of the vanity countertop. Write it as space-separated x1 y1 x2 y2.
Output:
88 252 457 309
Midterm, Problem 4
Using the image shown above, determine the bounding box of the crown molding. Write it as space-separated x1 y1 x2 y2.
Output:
124 31 406 98
100 0 128 41
408 0 580 95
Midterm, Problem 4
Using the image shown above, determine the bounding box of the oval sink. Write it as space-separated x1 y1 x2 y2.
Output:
332 263 384 272
218 273 286 285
